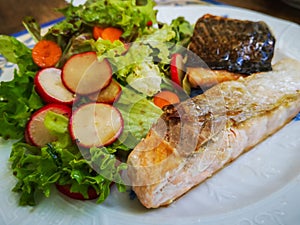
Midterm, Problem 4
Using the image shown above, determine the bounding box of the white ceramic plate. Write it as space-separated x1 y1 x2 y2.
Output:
1 5 300 225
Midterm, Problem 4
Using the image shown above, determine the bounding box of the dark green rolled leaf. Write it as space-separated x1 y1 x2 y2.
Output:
22 16 41 42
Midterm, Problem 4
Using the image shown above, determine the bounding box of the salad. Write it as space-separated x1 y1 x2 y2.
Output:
0 0 194 206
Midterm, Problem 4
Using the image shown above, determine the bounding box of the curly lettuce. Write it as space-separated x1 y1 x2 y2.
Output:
92 24 176 96
47 0 157 43
0 35 43 140
9 85 162 206
10 111 128 206
1 0 191 207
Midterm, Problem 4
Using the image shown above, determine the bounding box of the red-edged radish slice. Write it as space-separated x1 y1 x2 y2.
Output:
62 51 112 95
55 184 99 200
24 129 33 145
34 67 74 105
170 53 185 86
26 104 72 147
88 79 122 104
70 103 123 148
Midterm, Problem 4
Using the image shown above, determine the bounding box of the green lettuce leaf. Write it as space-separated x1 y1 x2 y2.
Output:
2 0 191 207
0 35 43 140
70 0 157 40
94 25 176 96
22 16 42 42
0 35 37 72
116 86 162 148
47 0 157 44
92 39 126 62
7 72 161 207
10 111 127 206
169 16 194 48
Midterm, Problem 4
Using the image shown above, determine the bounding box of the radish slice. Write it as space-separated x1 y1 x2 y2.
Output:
24 129 33 145
170 53 185 86
88 79 122 104
70 103 123 148
26 104 72 147
34 67 74 105
62 51 112 95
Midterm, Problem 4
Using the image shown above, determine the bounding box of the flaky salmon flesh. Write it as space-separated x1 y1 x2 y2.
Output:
127 58 300 208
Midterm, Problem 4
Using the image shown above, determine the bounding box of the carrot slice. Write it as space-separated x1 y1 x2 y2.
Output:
32 40 62 68
101 27 123 43
153 90 180 109
93 26 105 40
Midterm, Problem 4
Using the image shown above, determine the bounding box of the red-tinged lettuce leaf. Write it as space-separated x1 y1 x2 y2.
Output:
22 16 42 42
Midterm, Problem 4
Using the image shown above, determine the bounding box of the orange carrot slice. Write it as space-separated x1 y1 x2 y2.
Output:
101 27 123 43
32 40 62 68
153 90 180 109
93 26 105 40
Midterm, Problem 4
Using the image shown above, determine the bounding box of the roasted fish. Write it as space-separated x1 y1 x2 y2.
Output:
187 14 276 74
127 58 300 208
186 66 245 89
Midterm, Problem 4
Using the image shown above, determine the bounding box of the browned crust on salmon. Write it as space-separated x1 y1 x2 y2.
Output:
187 14 275 74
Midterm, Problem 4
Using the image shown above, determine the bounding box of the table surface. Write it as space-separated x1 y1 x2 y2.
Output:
0 0 299 35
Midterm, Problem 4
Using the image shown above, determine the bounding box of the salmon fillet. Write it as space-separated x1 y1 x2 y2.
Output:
186 67 246 89
187 14 276 74
127 58 300 208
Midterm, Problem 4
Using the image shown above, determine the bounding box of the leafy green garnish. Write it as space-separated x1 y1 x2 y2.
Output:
1 0 194 207
116 86 162 147
69 0 157 40
47 0 157 44
92 24 176 96
0 35 36 71
0 35 42 139
169 16 194 48
22 16 42 42
10 111 127 206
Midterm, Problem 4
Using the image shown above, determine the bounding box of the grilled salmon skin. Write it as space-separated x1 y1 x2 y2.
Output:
127 58 300 208
187 14 276 74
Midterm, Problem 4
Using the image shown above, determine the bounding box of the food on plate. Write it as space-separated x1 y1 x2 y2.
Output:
61 51 112 95
170 53 185 86
31 40 62 68
101 27 124 43
34 67 75 105
186 67 245 89
0 0 298 210
55 183 99 200
187 14 276 74
173 14 276 90
92 26 105 40
25 104 72 147
127 58 300 208
88 79 122 104
1 0 177 206
69 103 124 148
153 90 181 109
